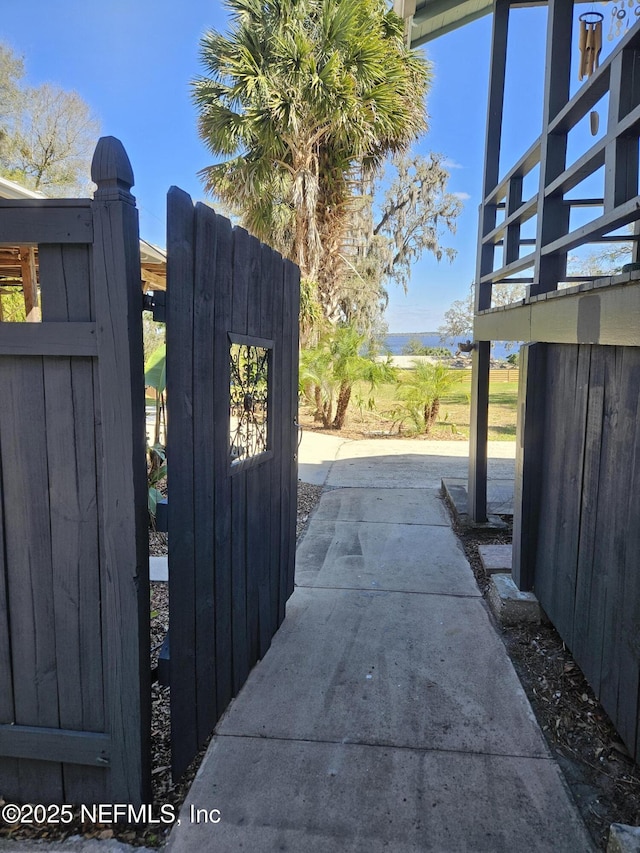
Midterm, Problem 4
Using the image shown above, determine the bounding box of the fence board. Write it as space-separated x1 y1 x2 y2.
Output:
598 348 639 730
244 230 269 658
0 422 18 794
167 187 198 781
263 245 282 639
0 355 62 801
211 213 235 709
573 347 605 684
0 203 93 244
0 323 98 356
192 203 218 744
534 345 588 638
39 243 105 802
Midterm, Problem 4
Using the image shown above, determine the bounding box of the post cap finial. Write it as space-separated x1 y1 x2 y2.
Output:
91 136 135 203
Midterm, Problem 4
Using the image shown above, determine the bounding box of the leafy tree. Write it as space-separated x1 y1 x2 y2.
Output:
300 325 396 429
192 0 430 323
0 42 100 196
438 282 526 348
324 152 461 335
396 361 462 435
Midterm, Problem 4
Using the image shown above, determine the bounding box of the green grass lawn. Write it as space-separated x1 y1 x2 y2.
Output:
344 377 518 441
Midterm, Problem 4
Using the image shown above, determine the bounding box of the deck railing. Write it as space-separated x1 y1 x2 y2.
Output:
477 19 640 312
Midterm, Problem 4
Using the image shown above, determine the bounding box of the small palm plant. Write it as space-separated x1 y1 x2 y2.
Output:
300 324 396 429
396 361 462 435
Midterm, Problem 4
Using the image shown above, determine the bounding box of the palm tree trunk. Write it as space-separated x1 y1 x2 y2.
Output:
333 381 352 429
424 398 440 434
314 384 324 422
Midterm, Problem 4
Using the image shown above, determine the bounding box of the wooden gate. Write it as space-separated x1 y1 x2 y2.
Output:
166 188 300 779
0 137 150 805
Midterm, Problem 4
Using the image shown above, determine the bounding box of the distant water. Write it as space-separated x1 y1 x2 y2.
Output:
385 333 511 361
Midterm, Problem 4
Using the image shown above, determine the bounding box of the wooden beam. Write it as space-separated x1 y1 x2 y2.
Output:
474 278 640 346
0 204 92 244
19 245 39 321
0 725 110 766
0 322 98 355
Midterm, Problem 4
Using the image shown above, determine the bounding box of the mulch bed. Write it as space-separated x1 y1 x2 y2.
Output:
447 505 640 851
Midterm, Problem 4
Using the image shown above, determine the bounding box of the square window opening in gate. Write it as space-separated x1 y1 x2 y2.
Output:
229 334 273 472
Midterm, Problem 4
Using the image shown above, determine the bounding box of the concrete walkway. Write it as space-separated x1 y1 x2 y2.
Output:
166 436 594 852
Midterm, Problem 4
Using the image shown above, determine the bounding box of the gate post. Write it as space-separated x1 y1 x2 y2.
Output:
91 137 151 804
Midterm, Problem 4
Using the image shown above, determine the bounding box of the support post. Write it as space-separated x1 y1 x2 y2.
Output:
91 136 150 804
469 0 510 523
512 343 546 591
468 340 491 522
20 246 39 322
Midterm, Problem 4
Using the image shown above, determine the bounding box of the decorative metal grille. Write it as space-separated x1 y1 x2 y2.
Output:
229 342 270 466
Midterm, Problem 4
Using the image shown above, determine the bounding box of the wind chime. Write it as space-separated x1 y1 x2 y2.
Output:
578 11 603 80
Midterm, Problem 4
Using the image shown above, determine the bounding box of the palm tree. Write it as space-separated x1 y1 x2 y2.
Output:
301 324 396 429
396 361 462 435
192 0 430 321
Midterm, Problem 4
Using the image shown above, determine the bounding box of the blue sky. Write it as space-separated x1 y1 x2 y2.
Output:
1 2 609 331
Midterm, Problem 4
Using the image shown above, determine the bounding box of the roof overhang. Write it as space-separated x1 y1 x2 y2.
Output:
0 179 167 291
394 0 494 46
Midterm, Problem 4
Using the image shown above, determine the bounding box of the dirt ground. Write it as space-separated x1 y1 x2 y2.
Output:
447 506 640 851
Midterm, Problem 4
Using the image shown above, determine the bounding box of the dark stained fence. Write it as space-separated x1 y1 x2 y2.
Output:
166 189 300 780
514 342 640 761
0 137 150 805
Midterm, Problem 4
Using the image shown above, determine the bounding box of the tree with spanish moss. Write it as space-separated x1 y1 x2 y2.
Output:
192 0 430 323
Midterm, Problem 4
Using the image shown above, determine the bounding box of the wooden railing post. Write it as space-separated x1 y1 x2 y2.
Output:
469 0 510 523
532 0 573 295
91 136 150 804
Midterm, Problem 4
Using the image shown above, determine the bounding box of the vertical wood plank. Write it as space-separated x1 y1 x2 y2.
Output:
534 344 589 642
281 259 300 609
265 247 283 636
287 261 300 603
211 213 235 706
231 228 256 664
38 243 105 803
246 236 271 658
573 346 605 683
192 203 218 742
0 355 62 801
167 186 198 781
0 388 19 793
595 348 634 719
